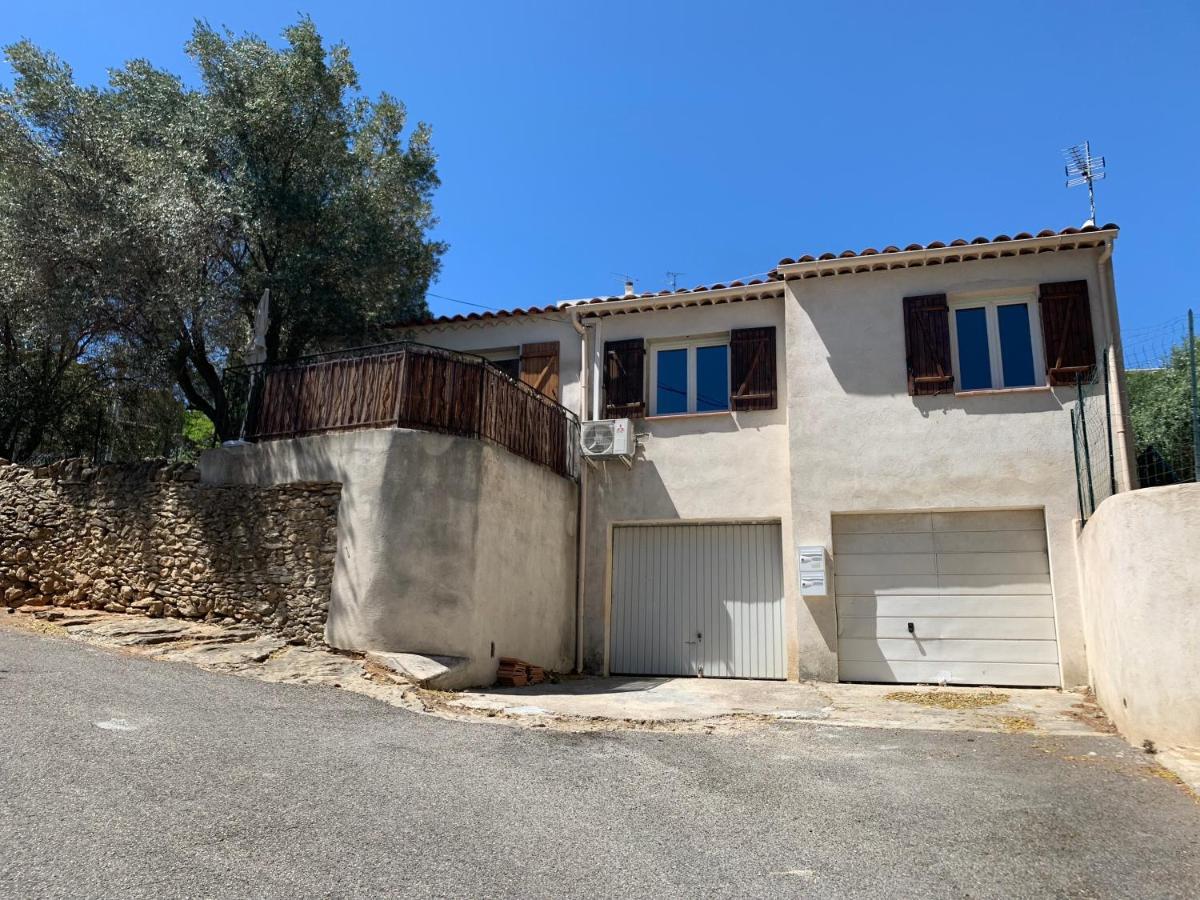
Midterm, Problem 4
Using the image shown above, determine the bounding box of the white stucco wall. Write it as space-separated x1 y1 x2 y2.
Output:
1076 484 1200 750
576 298 797 675
378 245 1127 687
785 249 1124 685
200 429 577 688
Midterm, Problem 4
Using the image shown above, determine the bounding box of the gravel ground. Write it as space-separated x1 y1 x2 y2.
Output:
2 628 1198 899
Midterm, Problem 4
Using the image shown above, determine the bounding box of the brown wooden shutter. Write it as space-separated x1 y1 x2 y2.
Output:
730 326 777 411
603 338 645 418
519 341 560 401
903 294 954 396
1038 280 1097 386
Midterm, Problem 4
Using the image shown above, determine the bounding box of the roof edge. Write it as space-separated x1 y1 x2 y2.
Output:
775 224 1119 278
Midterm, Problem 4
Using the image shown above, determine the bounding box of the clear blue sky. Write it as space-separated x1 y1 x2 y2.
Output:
5 1 1198 340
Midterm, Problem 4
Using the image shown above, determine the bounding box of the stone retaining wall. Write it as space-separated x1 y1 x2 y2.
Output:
0 458 340 644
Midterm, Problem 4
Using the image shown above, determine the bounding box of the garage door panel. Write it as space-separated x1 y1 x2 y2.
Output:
837 594 1056 618
833 509 1060 687
932 509 1046 532
835 552 937 576
839 659 1061 687
835 574 941 596
935 551 1051 575
934 530 1047 553
838 573 1051 596
833 532 936 554
839 637 1060 664
838 616 1058 641
832 512 934 535
936 573 1051 594
611 523 784 680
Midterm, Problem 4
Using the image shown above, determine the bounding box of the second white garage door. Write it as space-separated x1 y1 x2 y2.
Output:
610 523 785 680
833 510 1060 687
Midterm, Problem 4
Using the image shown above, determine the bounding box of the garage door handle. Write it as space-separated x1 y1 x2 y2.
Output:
907 622 915 635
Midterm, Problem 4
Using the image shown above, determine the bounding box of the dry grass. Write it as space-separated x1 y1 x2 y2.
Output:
1065 687 1119 735
884 689 1010 710
1146 763 1183 785
997 715 1036 733
0 610 68 637
1144 763 1200 803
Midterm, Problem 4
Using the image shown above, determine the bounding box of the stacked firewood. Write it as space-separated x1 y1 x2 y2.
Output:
496 657 546 687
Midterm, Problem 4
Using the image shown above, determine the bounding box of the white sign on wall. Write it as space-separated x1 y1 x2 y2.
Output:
797 545 828 596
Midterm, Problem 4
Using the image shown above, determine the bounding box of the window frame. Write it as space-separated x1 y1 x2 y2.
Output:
647 333 732 416
477 346 521 382
947 291 1046 393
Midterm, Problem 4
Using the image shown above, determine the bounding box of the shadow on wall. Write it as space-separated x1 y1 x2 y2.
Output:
583 458 680 674
201 428 579 685
200 435 362 638
206 431 484 655
800 286 1066 416
909 391 1065 419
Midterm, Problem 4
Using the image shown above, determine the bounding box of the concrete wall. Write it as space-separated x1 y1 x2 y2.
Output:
1076 484 1200 750
201 429 577 688
785 249 1124 685
576 297 796 674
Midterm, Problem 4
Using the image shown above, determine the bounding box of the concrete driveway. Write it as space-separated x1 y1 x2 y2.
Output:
3 627 1198 899
452 675 1106 735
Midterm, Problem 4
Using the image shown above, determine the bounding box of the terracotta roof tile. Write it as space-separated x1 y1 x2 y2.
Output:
775 223 1118 270
393 224 1118 328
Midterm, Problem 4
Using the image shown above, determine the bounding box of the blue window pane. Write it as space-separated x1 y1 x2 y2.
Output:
997 303 1037 387
656 348 688 414
955 307 992 391
695 345 729 412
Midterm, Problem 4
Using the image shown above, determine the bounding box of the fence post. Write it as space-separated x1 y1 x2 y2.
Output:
1189 308 1199 482
477 363 487 440
245 365 264 441
1071 408 1086 523
1077 373 1096 516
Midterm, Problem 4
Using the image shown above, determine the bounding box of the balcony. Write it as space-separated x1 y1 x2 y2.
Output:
226 341 579 480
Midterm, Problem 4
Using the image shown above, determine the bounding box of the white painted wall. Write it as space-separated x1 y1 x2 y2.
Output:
1076 484 1200 750
200 429 577 688
575 298 798 676
785 249 1125 685
380 246 1128 688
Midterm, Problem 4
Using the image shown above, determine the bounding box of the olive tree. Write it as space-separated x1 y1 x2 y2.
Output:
1 17 443 450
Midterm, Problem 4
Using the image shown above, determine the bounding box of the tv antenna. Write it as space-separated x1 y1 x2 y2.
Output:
1062 140 1106 226
665 271 685 291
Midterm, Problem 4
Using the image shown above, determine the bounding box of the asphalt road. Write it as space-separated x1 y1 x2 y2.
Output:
2 628 1198 899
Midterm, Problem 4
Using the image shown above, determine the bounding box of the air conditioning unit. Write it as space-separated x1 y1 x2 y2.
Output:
581 418 635 459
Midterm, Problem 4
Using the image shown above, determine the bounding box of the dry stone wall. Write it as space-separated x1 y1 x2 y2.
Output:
0 458 340 643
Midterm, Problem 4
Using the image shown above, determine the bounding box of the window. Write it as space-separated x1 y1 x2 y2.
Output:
949 294 1044 392
649 338 730 415
479 347 521 381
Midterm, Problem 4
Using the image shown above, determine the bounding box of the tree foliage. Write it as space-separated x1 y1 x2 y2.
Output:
0 17 443 454
1127 336 1199 482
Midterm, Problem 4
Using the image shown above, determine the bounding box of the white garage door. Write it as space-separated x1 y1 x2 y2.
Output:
833 510 1060 687
610 523 785 680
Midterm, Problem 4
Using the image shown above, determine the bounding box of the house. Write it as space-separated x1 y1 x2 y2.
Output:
203 223 1129 690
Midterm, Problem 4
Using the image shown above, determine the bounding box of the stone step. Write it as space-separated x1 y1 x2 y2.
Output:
365 651 469 690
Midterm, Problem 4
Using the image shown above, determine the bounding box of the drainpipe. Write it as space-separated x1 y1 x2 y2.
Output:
1096 239 1137 491
570 309 590 674
591 318 604 425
